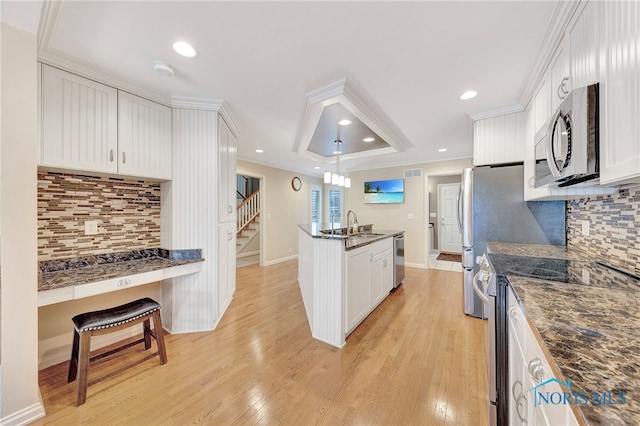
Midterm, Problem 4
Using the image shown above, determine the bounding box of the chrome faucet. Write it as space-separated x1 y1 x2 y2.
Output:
347 209 359 235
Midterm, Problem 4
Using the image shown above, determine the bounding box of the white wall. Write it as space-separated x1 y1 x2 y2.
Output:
345 158 472 268
237 160 324 265
0 22 45 423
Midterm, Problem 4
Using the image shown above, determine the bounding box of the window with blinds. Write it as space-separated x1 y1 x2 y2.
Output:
329 189 341 226
311 188 320 225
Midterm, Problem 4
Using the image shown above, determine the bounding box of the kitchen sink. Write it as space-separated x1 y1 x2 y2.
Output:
355 232 385 238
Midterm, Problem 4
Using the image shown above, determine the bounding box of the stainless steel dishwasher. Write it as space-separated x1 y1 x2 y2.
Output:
393 233 405 288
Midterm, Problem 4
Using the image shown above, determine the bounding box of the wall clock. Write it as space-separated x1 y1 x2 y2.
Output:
291 176 302 191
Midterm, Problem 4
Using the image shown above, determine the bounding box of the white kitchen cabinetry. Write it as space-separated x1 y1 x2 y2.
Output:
473 112 525 166
218 221 237 316
508 286 579 426
549 37 571 113
218 116 238 222
533 74 551 134
41 64 173 180
41 64 118 174
118 91 172 180
345 238 393 335
569 1 599 89
345 245 372 333
598 0 640 185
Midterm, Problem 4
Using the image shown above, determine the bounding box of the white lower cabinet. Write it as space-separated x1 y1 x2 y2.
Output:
218 222 236 316
345 238 394 335
508 286 579 426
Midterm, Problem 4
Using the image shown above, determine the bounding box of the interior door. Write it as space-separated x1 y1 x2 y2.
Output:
438 183 462 253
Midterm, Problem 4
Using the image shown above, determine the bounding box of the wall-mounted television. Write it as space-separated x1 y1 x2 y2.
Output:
364 179 404 204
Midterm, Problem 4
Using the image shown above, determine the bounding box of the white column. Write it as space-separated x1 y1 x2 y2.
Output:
161 108 220 333
0 23 45 423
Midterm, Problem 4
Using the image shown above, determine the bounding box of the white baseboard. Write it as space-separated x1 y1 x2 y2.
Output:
0 401 46 426
263 254 298 266
406 262 426 269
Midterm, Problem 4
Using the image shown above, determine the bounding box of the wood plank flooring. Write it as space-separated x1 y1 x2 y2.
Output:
34 261 488 425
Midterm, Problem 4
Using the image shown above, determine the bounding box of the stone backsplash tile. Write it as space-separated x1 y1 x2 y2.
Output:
567 187 640 276
38 171 161 260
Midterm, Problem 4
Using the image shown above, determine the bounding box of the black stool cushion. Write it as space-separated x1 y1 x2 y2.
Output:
72 297 161 332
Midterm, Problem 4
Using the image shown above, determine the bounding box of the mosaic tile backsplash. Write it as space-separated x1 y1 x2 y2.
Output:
38 171 161 260
567 187 640 276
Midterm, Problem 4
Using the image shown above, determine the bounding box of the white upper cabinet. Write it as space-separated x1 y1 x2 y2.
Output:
549 37 571 113
473 112 525 166
598 0 640 185
569 1 599 88
118 92 172 180
532 72 551 134
218 115 238 223
41 64 118 174
41 65 173 180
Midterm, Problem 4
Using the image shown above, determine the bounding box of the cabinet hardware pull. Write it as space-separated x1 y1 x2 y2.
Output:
561 76 570 95
528 358 545 384
528 176 535 188
110 149 114 162
117 279 131 287
516 392 528 423
228 206 232 214
512 379 522 400
227 232 232 241
383 259 387 267
122 152 126 164
557 83 565 100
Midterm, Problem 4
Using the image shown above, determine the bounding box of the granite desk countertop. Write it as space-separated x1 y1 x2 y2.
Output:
487 241 640 425
39 248 204 292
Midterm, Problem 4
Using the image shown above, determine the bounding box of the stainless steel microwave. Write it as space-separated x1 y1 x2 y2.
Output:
534 83 599 188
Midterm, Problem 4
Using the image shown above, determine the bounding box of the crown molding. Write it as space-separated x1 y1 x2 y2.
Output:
171 96 240 138
294 77 414 159
468 102 524 121
516 0 582 110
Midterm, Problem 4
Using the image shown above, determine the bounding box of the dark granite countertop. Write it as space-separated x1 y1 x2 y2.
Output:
487 241 640 425
298 224 403 251
39 248 203 292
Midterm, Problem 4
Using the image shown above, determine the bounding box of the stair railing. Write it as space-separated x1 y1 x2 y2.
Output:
237 190 260 235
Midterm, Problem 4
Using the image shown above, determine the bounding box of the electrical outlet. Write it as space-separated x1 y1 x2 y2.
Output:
581 220 590 237
408 213 414 220
429 212 437 218
85 220 98 235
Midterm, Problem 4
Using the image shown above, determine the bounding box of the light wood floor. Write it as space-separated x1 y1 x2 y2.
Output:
34 261 488 425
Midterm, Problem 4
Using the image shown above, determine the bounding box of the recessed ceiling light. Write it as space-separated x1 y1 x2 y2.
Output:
459 90 478 100
314 166 321 170
333 150 342 155
255 149 264 153
172 41 197 58
338 119 351 126
438 148 448 152
153 60 174 77
363 137 375 143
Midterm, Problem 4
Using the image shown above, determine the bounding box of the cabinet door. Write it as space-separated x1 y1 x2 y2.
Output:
218 116 237 222
569 1 599 88
599 0 640 185
533 73 551 134
218 222 236 316
118 91 172 180
371 252 385 307
473 113 525 166
549 37 571 113
383 249 394 293
41 65 118 173
345 246 371 334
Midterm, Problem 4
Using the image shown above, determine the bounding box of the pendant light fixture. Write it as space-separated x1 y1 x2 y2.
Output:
324 123 351 188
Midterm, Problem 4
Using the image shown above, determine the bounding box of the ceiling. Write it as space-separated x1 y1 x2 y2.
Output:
11 1 557 176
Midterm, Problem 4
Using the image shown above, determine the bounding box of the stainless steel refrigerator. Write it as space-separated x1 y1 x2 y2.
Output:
458 163 566 319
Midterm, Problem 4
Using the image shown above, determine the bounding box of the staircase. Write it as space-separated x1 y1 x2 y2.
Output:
236 190 260 254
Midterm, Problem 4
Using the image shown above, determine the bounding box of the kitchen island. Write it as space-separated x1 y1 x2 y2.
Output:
487 242 640 425
298 224 403 348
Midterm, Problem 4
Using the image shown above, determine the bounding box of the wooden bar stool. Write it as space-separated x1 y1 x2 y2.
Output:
67 297 168 406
